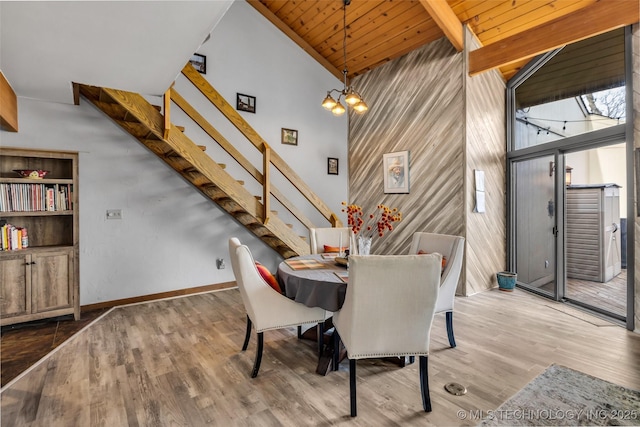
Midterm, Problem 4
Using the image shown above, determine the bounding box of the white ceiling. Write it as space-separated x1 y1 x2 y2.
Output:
0 1 233 104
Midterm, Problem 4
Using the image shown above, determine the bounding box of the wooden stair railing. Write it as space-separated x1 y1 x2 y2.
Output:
177 64 342 229
75 83 309 258
168 89 316 231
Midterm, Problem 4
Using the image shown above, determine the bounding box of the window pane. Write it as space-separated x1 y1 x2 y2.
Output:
514 29 625 150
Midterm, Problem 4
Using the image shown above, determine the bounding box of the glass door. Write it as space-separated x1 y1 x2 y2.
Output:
563 144 627 320
513 154 558 298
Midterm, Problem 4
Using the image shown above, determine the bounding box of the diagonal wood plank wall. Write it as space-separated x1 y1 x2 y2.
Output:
349 35 506 296
464 28 507 295
349 38 465 259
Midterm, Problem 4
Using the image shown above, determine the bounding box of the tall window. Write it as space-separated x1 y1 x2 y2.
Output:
507 27 631 327
512 28 625 150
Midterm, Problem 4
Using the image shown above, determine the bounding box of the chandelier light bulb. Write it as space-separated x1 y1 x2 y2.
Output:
331 102 346 116
353 100 368 113
344 89 360 105
322 93 337 110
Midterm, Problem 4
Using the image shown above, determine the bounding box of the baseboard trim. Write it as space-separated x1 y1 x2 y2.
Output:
81 281 237 312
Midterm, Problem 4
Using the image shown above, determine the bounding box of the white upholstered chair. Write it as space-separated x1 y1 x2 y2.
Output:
409 232 465 348
332 254 442 417
309 227 355 254
228 238 328 378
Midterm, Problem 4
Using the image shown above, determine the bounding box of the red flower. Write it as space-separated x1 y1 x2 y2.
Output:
341 202 402 238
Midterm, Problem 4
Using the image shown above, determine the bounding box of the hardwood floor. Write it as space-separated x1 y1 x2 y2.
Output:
566 269 627 317
1 309 109 388
538 269 627 318
1 288 639 426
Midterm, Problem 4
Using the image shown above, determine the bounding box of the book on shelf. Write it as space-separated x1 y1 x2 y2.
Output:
46 187 55 211
0 223 28 251
0 182 72 212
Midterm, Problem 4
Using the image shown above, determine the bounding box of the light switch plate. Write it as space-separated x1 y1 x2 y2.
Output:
106 209 122 220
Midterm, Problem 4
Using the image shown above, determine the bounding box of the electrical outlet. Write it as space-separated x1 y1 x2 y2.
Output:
106 209 122 220
217 258 226 269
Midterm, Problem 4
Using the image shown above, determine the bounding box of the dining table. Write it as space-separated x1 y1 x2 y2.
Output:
277 253 348 312
277 253 349 374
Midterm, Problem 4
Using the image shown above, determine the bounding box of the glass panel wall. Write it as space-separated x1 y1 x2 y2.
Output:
507 27 629 324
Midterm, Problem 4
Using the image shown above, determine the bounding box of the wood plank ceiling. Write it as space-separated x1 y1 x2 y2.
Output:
249 0 639 83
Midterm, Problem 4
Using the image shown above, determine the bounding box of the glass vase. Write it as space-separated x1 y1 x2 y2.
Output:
358 236 372 255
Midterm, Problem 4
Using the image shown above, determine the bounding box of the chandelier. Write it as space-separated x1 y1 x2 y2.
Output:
321 0 368 116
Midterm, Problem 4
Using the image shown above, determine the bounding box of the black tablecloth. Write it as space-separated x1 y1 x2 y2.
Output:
277 255 347 312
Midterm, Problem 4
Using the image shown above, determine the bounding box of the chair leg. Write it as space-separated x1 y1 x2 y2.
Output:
446 311 456 348
317 322 324 359
333 330 341 371
242 315 252 351
419 356 432 412
251 332 264 378
298 325 302 339
349 359 357 417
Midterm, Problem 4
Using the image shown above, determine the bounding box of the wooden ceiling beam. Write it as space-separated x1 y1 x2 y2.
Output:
246 0 343 81
418 0 463 52
468 0 639 76
0 71 18 132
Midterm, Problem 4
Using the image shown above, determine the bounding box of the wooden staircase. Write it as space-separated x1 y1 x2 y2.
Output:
75 84 310 259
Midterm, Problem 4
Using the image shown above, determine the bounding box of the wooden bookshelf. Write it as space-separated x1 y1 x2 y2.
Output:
0 147 79 325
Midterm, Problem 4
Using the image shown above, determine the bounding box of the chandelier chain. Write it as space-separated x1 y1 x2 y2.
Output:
343 0 348 86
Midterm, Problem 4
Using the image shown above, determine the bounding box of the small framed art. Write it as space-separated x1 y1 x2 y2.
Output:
281 128 298 145
383 150 410 194
189 53 206 74
328 158 339 175
236 93 256 113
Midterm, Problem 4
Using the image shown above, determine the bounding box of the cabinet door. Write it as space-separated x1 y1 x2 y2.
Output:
31 249 73 313
0 253 31 318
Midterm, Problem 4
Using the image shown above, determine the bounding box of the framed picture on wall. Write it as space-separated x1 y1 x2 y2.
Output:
328 158 339 175
236 93 256 113
281 128 298 145
383 150 409 193
189 53 206 74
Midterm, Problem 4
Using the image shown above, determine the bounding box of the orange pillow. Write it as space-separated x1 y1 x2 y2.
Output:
255 262 282 293
323 245 349 253
418 250 447 272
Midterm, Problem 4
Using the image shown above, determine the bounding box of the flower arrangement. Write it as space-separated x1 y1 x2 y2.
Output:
341 202 402 238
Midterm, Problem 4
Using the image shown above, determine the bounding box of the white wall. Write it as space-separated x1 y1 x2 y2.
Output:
0 0 348 305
